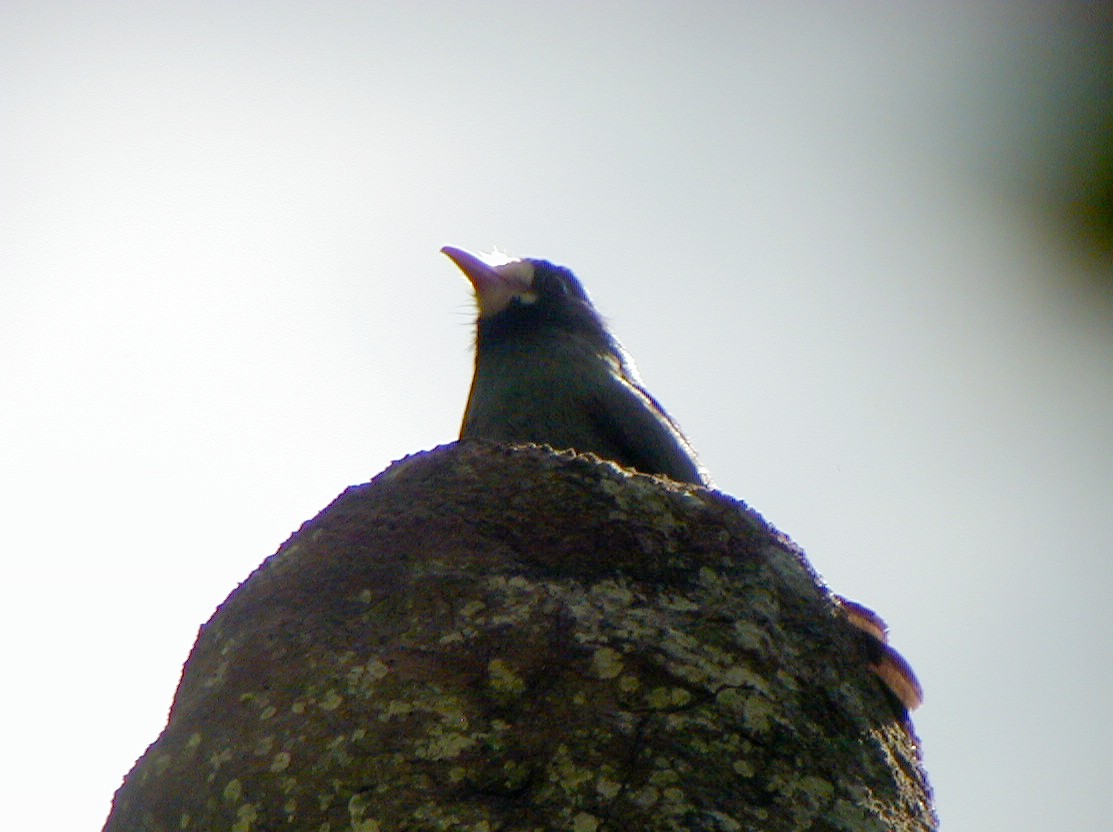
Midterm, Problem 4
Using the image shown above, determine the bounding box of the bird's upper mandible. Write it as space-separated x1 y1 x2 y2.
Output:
440 246 538 318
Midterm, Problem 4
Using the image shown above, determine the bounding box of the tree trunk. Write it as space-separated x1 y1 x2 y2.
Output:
104 441 936 831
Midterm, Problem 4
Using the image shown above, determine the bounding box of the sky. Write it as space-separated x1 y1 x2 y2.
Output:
3 3 1112 830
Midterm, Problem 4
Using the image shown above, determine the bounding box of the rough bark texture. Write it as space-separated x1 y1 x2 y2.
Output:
104 441 936 831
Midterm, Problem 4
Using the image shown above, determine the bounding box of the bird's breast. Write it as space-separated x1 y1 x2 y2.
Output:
462 340 610 448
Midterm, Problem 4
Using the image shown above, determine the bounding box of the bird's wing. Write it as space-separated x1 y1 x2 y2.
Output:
586 370 708 486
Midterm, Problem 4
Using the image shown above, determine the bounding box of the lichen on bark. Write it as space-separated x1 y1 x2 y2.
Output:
104 441 936 831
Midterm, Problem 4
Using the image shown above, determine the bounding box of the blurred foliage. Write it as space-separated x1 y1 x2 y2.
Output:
1033 6 1113 280
1056 112 1113 268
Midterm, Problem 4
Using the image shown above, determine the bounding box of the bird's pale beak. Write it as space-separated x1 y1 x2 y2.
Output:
441 245 534 318
441 246 503 294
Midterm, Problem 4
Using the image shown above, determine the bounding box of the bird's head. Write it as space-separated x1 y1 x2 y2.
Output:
441 246 611 347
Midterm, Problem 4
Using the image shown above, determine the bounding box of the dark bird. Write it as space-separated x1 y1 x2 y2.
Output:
441 245 710 487
441 245 922 712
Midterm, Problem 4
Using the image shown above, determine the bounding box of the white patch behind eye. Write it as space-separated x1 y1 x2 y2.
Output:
493 258 535 287
468 255 537 318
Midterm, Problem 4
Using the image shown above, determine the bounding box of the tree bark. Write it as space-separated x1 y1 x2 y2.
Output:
104 441 936 831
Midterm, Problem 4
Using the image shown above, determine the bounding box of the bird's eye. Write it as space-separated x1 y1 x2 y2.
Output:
538 273 569 297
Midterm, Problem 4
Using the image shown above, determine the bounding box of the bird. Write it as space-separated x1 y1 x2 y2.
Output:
441 245 922 712
441 245 710 487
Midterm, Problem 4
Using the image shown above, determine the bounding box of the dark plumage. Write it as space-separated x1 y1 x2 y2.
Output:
442 246 709 486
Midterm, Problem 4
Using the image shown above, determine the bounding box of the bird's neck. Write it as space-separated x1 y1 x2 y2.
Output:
476 312 618 359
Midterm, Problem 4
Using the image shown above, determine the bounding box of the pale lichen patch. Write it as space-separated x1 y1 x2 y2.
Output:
596 774 622 799
628 784 660 808
487 659 525 695
347 658 391 698
231 803 257 832
415 729 477 760
348 791 381 832
222 778 243 803
740 585 780 621
661 786 687 806
721 664 770 694
733 758 756 777
775 669 802 692
591 646 624 679
365 658 390 681
571 812 600 832
741 693 776 733
379 700 414 720
208 747 233 772
649 765 681 788
704 810 743 831
549 744 595 793
203 658 230 689
270 751 291 772
460 599 487 618
732 620 773 654
770 770 839 829
646 686 692 709
798 775 835 802
829 796 884 830
659 592 701 613
618 673 641 692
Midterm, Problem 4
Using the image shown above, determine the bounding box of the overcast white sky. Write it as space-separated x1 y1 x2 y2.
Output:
4 3 1112 830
